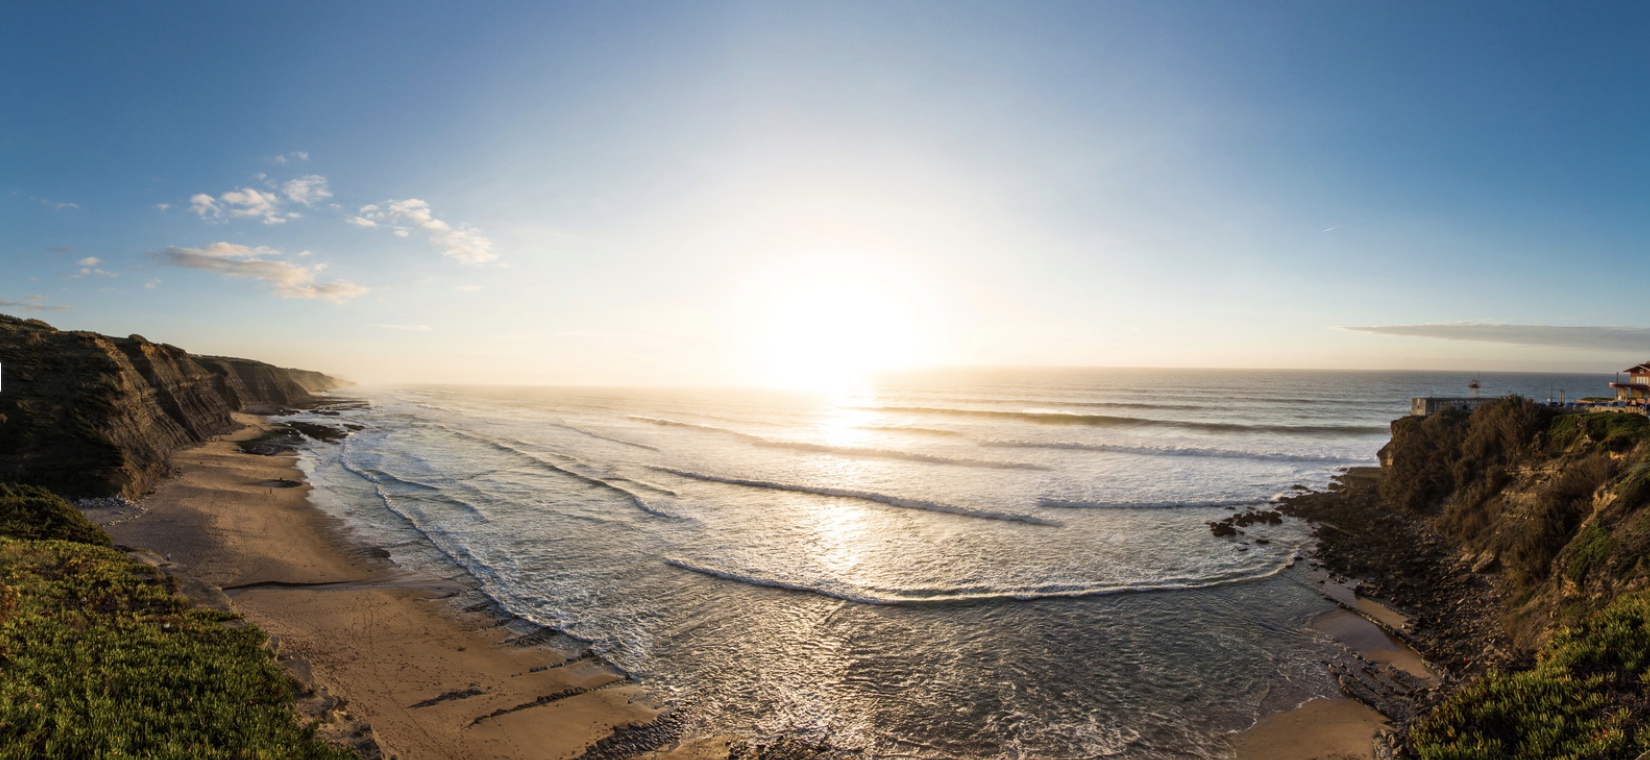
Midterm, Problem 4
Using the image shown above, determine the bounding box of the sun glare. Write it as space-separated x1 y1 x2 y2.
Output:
759 275 922 390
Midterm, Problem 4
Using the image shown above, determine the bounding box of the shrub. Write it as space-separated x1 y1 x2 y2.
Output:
1499 454 1616 584
1409 591 1650 759
1381 408 1470 513
1563 523 1618 584
0 483 111 546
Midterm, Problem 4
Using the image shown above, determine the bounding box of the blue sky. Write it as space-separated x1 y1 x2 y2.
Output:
4 2 1649 386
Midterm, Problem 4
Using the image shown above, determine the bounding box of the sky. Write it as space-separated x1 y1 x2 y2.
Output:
4 2 1649 387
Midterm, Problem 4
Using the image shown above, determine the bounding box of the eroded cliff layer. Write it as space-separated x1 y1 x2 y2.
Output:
0 314 343 498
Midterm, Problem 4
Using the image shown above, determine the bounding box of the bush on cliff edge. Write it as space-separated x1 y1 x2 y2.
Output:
1380 397 1554 518
0 483 111 546
1409 589 1650 759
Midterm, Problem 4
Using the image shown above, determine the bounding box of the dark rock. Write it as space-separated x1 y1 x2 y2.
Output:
0 314 346 497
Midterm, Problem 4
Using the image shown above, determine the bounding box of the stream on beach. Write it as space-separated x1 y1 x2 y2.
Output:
285 368 1598 758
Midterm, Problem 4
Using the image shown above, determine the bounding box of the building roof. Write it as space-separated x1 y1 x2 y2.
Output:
1625 362 1650 374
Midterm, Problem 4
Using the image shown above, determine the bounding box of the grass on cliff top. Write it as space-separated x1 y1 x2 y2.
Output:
0 486 352 759
1548 412 1650 453
1409 589 1650 759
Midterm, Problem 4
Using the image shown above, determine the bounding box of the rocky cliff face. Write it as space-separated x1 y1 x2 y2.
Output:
0 315 343 498
1377 397 1650 646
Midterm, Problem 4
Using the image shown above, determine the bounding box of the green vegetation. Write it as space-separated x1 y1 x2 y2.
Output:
0 483 112 546
1410 590 1650 759
1563 524 1618 584
1379 400 1650 757
1547 412 1650 453
1498 453 1618 585
0 484 350 758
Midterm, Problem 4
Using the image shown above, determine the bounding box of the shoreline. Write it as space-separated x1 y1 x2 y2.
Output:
95 415 1460 760
102 413 665 759
1231 465 1506 759
1228 469 1447 760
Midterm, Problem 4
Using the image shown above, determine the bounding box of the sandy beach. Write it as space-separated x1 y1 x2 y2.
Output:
105 414 663 759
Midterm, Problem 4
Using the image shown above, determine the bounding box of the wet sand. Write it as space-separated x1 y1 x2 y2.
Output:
105 414 662 759
1229 573 1433 759
1229 696 1387 760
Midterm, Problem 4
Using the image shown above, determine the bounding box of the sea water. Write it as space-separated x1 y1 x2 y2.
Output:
286 368 1602 758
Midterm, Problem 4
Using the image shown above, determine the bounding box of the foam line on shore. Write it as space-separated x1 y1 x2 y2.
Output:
648 467 1059 526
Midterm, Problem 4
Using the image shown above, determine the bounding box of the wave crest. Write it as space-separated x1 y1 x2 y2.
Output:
665 558 1295 605
649 467 1058 526
985 439 1371 464
857 406 1388 435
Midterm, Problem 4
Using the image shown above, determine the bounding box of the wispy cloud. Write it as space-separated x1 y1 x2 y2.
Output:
0 295 69 312
71 256 118 278
155 242 366 303
271 151 310 164
30 197 78 211
1343 323 1650 352
455 284 483 293
351 199 497 264
380 324 432 331
154 203 171 211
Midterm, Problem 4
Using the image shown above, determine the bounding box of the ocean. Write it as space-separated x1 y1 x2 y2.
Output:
287 368 1605 758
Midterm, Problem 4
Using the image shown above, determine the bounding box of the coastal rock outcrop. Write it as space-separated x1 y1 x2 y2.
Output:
1284 397 1650 756
0 314 345 498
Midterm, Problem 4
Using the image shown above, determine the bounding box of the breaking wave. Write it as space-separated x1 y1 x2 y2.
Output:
856 406 1388 435
1037 497 1271 510
984 439 1371 464
649 467 1059 526
441 428 680 518
665 558 1294 606
632 417 1043 469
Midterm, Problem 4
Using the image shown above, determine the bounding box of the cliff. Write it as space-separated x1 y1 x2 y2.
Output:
1378 397 1650 644
1296 397 1650 757
0 314 344 498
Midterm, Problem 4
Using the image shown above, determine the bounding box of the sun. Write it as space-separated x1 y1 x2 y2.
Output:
758 274 923 390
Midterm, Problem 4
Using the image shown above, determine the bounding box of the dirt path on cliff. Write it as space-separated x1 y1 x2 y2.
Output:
106 413 664 760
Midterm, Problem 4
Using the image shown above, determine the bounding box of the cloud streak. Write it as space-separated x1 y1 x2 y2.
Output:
351 198 497 264
0 296 69 313
156 242 366 303
1344 323 1650 352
